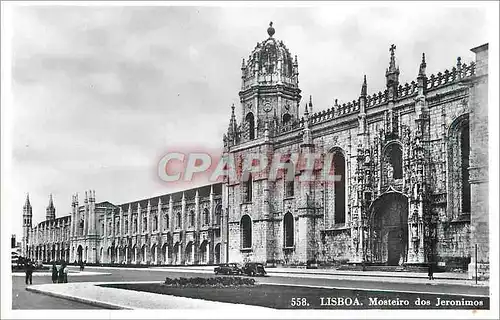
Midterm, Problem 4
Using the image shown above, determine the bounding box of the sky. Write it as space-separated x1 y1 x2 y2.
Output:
2 3 493 240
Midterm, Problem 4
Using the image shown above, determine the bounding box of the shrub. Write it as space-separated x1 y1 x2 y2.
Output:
163 276 255 287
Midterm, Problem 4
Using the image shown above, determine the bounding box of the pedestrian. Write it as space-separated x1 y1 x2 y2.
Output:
63 263 69 283
428 262 434 280
79 260 84 272
25 260 34 285
58 262 67 283
51 261 58 284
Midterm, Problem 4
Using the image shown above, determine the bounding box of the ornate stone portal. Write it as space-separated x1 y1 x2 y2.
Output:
368 192 409 266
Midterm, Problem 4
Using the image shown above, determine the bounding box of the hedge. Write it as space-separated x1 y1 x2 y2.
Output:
164 276 255 287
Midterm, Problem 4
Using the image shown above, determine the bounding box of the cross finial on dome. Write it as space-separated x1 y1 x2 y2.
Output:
267 21 275 38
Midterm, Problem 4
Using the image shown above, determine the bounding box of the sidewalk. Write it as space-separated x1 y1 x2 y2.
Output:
25 282 273 310
12 270 111 277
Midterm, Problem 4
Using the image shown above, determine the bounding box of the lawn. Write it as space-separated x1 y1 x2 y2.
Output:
99 282 489 310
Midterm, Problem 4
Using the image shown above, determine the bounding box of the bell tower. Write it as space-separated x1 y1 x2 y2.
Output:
237 22 302 142
22 193 32 257
46 194 56 220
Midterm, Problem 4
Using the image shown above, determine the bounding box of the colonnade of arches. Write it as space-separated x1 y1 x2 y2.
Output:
94 241 222 265
28 243 70 262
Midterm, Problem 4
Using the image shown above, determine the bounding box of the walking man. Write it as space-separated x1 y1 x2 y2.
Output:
78 260 84 272
51 262 58 283
63 263 69 283
428 262 434 280
58 262 67 283
25 260 34 285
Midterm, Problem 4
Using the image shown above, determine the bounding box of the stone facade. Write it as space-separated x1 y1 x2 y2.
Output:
22 184 225 265
222 24 489 279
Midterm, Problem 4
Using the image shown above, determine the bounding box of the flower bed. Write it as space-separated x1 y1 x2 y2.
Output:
164 276 255 287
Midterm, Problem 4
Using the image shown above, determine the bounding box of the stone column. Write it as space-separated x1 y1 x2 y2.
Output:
468 44 489 280
112 210 116 238
147 200 151 235
128 204 132 237
158 198 163 233
119 207 124 238
83 192 88 236
169 196 174 233
90 190 96 234
103 209 107 262
137 203 142 235
71 195 75 238
195 191 199 231
296 111 316 264
209 185 214 226
181 193 186 230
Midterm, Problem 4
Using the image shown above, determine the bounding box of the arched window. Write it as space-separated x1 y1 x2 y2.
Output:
189 210 195 227
448 115 470 217
176 212 181 229
203 208 210 226
284 159 294 197
240 215 252 249
460 124 471 213
134 216 138 233
215 205 222 226
125 220 128 234
283 212 294 248
246 112 255 140
143 216 147 232
244 173 253 202
165 214 169 230
389 144 403 179
153 215 158 231
332 152 346 224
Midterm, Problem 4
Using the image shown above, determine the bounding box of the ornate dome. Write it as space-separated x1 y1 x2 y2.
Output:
240 22 298 87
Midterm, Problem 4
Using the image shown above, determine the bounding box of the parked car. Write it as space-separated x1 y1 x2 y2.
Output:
214 263 242 275
242 262 267 276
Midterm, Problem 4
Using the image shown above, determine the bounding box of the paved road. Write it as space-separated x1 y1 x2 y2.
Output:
12 275 101 309
12 266 489 309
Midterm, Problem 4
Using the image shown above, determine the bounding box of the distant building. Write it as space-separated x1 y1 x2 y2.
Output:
22 185 223 265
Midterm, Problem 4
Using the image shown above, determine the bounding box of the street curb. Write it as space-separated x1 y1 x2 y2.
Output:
145 266 471 281
267 269 467 280
25 286 132 310
150 267 484 286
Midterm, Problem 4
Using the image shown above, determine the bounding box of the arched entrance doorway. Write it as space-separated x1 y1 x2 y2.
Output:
173 242 180 265
185 242 193 265
199 240 208 264
162 243 169 265
369 192 408 266
141 244 147 264
77 245 83 263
